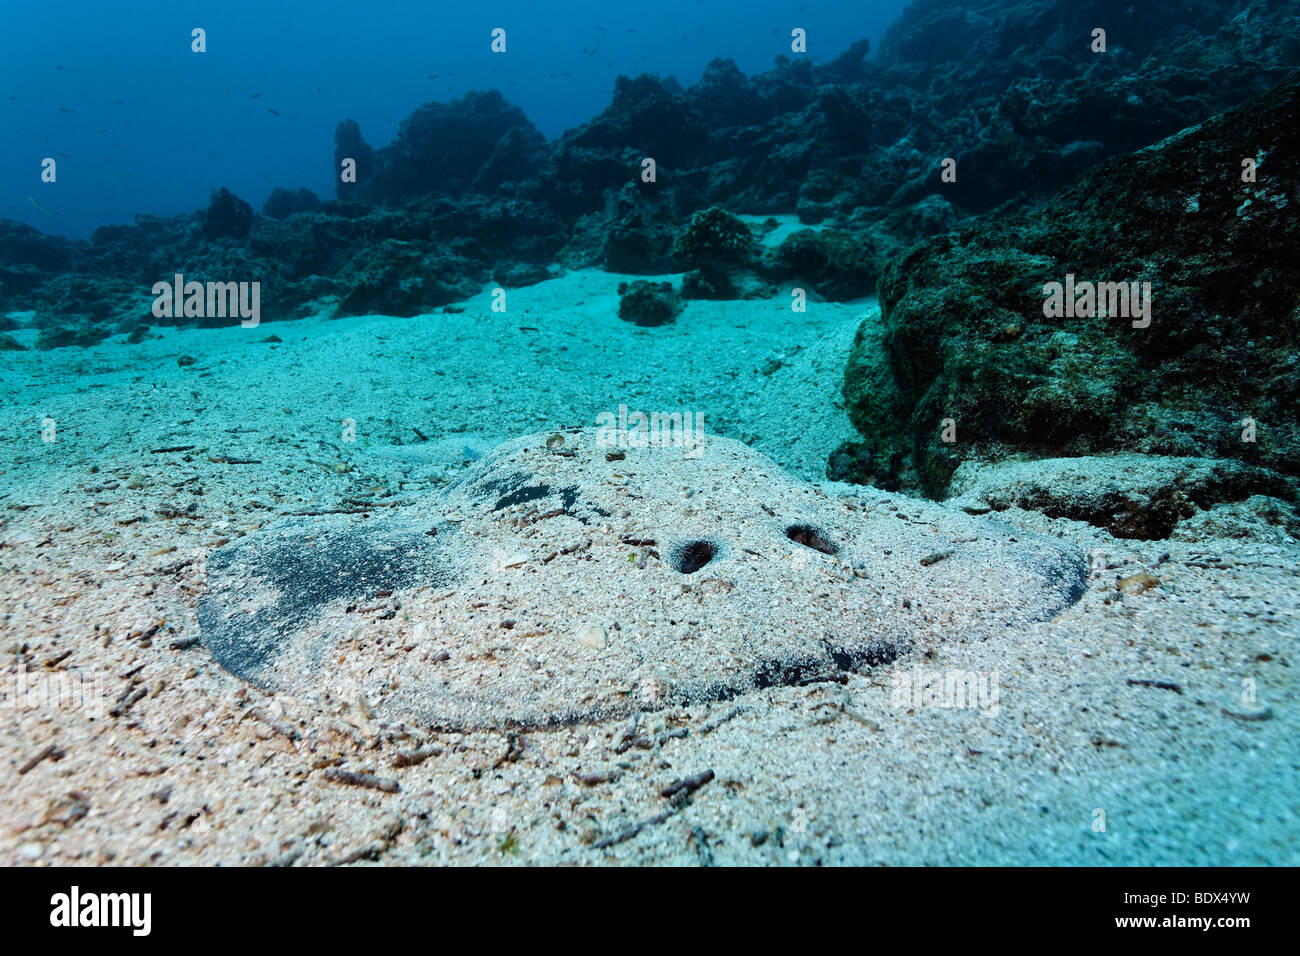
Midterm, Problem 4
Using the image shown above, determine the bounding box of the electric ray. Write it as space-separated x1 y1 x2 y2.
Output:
198 430 1086 729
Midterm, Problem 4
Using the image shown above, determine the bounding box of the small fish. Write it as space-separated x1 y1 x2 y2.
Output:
58 106 74 113
267 108 282 117
27 196 53 214
111 99 125 104
250 92 262 99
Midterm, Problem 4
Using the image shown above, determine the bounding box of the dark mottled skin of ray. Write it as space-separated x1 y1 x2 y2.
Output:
198 517 456 685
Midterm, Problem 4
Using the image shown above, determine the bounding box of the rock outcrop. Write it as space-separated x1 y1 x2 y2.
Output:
841 74 1300 499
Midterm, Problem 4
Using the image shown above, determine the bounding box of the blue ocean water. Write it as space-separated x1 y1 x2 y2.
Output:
1 0 907 238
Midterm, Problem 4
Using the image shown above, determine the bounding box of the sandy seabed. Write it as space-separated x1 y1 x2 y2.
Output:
1 268 1296 865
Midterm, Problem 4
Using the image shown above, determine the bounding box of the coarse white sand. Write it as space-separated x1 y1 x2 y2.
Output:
1 270 1296 865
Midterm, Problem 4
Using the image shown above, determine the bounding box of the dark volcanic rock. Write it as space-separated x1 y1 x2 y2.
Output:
0 220 75 303
844 75 1300 497
672 207 754 299
561 74 708 170
473 125 551 193
32 274 152 348
600 193 680 273
356 91 550 204
598 183 708 274
871 0 1300 212
333 118 374 201
0 219 73 272
617 280 683 327
672 207 754 268
493 261 555 288
686 58 764 128
948 455 1295 539
337 239 481 318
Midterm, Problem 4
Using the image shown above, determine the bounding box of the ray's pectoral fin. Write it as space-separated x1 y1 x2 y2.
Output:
197 515 453 686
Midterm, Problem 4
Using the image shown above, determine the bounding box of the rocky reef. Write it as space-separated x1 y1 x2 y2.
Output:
840 74 1299 523
1 0 1297 348
672 207 755 299
617 279 683 326
198 429 1087 729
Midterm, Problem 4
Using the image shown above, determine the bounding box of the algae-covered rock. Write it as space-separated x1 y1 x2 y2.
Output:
350 91 550 204
199 430 1087 730
337 239 482 318
203 187 254 240
617 280 683 327
31 274 151 349
35 318 110 350
844 75 1300 497
599 182 701 274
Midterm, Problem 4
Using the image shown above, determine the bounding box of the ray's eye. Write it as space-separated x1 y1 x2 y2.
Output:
786 524 838 555
671 540 716 574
